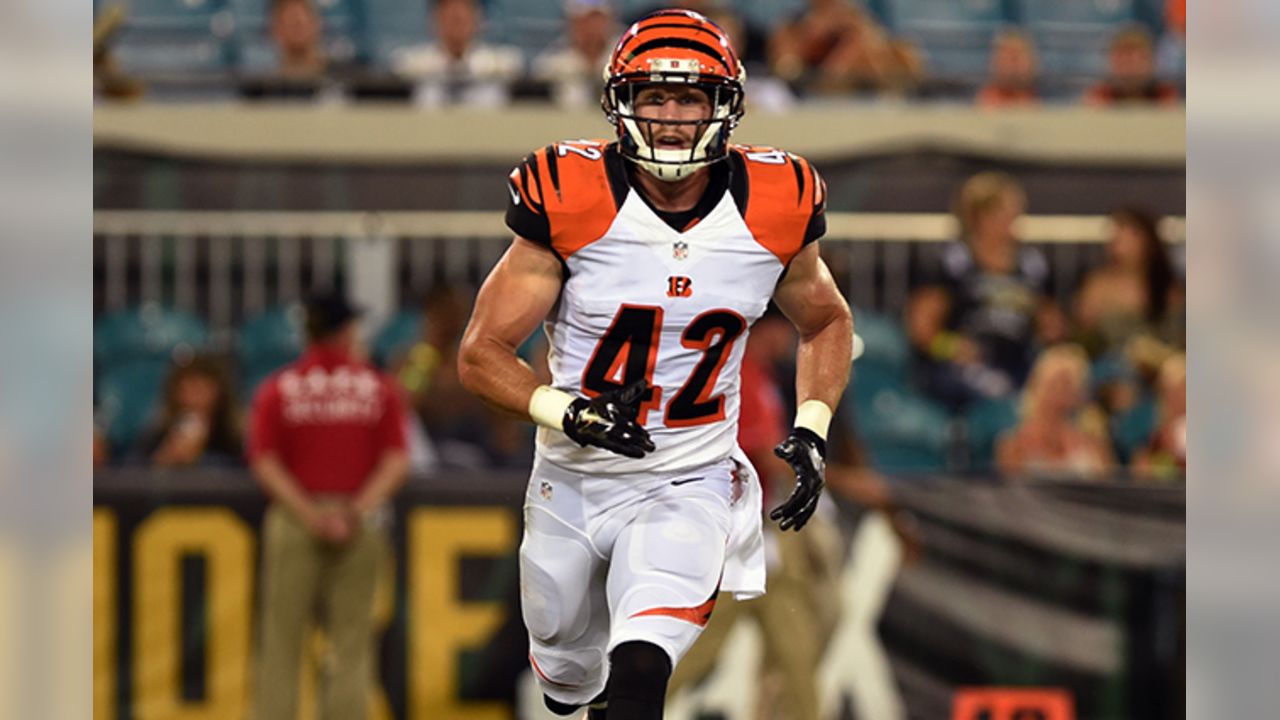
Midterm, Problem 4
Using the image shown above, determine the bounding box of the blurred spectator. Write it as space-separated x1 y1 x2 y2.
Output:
702 3 796 113
269 0 328 79
1083 25 1180 107
395 285 528 466
906 172 1066 409
976 30 1039 108
248 293 408 720
996 344 1114 478
93 4 144 100
133 355 243 468
1133 353 1186 480
392 0 522 109
768 0 921 96
1074 206 1184 360
531 0 618 109
1156 0 1186 81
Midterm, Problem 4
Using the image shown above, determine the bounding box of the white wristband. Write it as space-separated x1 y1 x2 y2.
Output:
528 385 575 431
794 400 833 440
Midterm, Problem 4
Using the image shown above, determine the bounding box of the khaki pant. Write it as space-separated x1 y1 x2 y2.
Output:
669 516 843 720
253 502 388 720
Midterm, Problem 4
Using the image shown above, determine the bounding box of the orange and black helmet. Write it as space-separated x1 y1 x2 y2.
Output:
602 9 746 181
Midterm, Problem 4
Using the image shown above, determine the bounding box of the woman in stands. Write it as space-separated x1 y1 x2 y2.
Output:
134 355 243 468
995 344 1113 479
1074 206 1184 361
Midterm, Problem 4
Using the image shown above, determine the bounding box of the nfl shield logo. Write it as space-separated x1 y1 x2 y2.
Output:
673 241 689 260
540 481 553 500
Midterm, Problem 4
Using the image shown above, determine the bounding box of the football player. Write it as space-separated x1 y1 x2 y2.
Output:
458 9 853 720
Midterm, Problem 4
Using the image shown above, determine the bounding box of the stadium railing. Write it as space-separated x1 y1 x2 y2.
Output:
92 209 1185 343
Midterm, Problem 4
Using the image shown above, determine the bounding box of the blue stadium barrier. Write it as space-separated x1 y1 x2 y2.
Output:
1014 0 1137 84
96 360 169 456
963 394 1020 472
371 309 423 369
237 304 306 399
110 0 239 77
94 305 210 375
883 0 1009 82
364 0 431 67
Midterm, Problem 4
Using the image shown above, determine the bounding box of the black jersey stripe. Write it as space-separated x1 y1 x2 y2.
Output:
517 162 534 211
603 143 630 211
544 144 562 199
728 148 749 216
623 38 727 68
620 22 722 48
526 151 547 214
789 155 805 207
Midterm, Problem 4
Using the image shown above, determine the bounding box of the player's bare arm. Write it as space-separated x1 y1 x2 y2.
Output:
774 242 855 413
769 242 854 530
458 235 564 417
458 236 655 458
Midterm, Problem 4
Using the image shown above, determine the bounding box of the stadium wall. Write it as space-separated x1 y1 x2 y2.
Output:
94 470 1184 720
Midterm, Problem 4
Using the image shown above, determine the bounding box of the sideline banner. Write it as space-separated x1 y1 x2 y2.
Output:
93 470 1183 720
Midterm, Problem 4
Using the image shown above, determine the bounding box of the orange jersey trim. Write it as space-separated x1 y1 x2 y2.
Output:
523 140 620 259
628 594 718 628
734 145 823 266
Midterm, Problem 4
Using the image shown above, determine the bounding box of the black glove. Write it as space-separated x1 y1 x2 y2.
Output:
769 427 826 531
562 379 656 459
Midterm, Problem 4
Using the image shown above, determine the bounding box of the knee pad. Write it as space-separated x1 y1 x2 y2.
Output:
520 527 595 644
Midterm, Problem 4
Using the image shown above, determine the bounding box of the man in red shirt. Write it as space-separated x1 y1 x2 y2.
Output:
248 293 409 720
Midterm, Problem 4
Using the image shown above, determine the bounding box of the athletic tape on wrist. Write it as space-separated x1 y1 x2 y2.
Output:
794 400 833 441
528 385 574 431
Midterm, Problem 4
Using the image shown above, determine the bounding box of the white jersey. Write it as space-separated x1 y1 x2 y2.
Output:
506 140 826 476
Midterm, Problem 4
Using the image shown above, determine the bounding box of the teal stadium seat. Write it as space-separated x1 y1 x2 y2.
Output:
883 0 1009 84
486 0 562 60
1014 0 1136 86
371 309 424 368
364 0 430 67
231 0 367 72
848 329 953 474
963 395 1020 473
109 0 238 78
238 304 307 398
854 385 953 474
96 361 168 457
1111 392 1157 464
852 308 911 371
735 0 808 32
94 304 210 373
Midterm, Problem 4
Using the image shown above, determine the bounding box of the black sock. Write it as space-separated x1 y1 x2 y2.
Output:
587 688 608 719
543 694 580 716
605 641 672 720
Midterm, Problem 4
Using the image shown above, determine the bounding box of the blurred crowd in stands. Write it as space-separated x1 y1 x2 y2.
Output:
92 168 1185 482
93 0 1185 106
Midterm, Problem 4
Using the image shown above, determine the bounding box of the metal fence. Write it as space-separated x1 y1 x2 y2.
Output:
93 210 1185 341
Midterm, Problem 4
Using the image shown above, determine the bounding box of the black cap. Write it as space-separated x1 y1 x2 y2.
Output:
305 293 363 340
